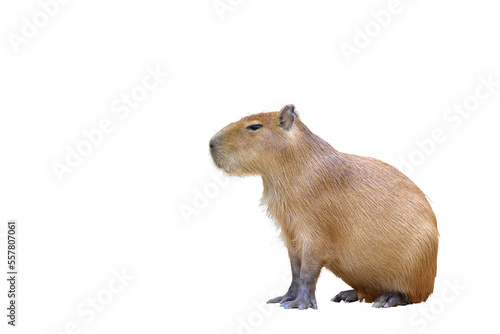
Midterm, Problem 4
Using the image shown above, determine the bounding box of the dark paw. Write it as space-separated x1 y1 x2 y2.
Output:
280 297 318 310
372 292 409 308
332 289 359 303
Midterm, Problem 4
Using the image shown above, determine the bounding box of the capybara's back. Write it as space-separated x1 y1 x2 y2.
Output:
209 105 438 309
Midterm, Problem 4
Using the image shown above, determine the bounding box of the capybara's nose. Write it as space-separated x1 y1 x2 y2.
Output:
209 135 221 152
209 136 221 153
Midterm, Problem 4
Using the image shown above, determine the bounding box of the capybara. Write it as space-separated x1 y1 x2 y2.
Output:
209 104 438 309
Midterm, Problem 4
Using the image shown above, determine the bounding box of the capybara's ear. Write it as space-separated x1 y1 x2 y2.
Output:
278 104 295 131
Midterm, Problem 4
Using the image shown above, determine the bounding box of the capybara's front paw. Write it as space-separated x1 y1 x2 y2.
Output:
267 294 296 304
280 296 318 310
267 284 299 304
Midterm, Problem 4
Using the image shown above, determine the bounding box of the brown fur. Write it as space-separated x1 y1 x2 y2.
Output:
209 106 438 306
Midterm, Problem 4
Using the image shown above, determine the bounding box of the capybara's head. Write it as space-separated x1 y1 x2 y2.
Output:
209 105 302 176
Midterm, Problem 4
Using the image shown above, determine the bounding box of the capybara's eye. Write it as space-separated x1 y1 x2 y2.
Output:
246 124 263 131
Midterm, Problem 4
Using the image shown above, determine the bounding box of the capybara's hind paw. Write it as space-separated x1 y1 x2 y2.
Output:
280 296 318 310
372 292 409 308
332 289 359 303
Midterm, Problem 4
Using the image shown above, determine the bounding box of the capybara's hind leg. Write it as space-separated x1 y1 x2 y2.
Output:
372 292 409 308
332 289 359 303
267 249 301 304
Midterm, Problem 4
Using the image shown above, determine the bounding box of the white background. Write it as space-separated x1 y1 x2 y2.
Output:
1 0 499 333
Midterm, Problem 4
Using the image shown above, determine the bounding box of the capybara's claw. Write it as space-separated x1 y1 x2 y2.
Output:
266 296 282 304
267 294 296 304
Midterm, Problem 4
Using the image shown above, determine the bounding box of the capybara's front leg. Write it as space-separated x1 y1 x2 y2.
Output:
281 252 322 310
267 248 301 304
